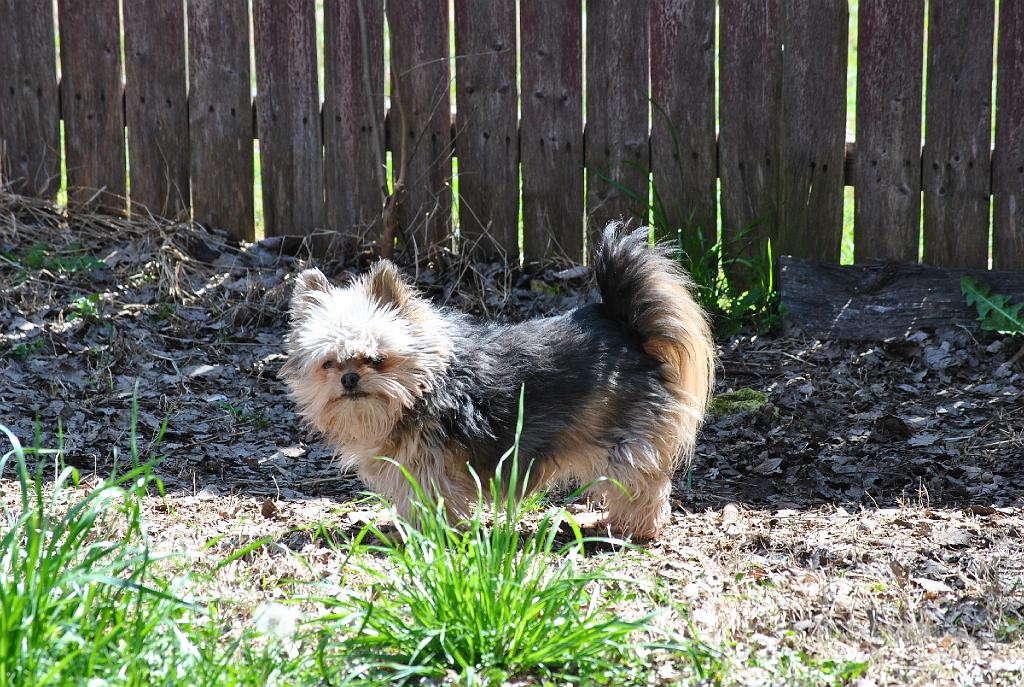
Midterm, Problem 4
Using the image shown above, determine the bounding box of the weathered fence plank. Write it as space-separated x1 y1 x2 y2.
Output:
388 0 452 255
56 0 125 213
124 0 189 219
922 1 994 269
854 0 925 263
650 0 716 248
454 0 518 260
994 1 1024 270
520 0 583 263
324 0 385 248
187 0 254 242
0 0 59 199
253 0 324 238
586 0 649 242
719 0 782 278
778 0 848 263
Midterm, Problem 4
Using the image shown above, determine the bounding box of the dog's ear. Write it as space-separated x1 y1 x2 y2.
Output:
366 260 413 309
290 268 331 318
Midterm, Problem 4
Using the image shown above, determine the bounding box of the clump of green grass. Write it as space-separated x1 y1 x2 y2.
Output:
0 425 194 686
603 104 783 336
0 405 319 687
305 391 717 686
215 400 272 430
5 338 45 360
21 242 107 274
745 646 869 687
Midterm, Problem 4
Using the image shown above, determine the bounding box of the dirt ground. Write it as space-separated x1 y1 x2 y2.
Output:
1 193 1022 685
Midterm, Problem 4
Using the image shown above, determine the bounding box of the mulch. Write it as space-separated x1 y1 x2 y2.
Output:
0 191 1021 513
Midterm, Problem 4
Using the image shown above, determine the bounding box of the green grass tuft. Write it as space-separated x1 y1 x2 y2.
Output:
0 426 194 686
21 242 107 274
303 390 717 686
602 104 783 337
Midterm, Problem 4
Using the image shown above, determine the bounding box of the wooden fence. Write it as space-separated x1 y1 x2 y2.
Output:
0 1 1022 269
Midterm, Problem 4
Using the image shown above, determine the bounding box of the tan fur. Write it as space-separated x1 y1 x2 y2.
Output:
636 263 716 469
357 429 479 524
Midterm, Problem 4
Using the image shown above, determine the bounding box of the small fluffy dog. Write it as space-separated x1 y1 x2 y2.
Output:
282 225 715 539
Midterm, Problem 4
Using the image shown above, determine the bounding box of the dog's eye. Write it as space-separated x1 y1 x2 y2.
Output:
322 360 335 370
368 356 384 368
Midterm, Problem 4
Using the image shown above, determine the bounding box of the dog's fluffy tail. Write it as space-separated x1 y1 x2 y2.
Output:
594 223 716 466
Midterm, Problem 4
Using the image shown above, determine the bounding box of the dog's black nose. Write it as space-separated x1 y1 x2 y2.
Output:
341 372 360 390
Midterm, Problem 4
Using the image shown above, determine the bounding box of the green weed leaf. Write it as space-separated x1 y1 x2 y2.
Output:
961 277 1024 335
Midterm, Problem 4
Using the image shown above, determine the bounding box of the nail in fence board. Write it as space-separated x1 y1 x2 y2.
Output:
778 0 848 263
387 0 452 255
124 0 189 220
454 0 519 260
187 0 254 242
324 0 385 247
586 0 649 242
253 0 324 238
56 0 126 214
922 0 995 269
994 1 1024 270
0 0 59 199
719 0 782 278
520 0 583 263
854 0 925 263
650 0 716 248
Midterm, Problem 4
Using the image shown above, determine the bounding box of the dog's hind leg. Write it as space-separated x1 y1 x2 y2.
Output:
584 442 674 540
594 471 672 540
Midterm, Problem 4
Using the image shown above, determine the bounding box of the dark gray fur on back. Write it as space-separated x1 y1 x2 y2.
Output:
398 306 671 478
390 227 686 480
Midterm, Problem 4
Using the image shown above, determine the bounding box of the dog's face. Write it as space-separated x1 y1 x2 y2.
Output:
282 262 449 448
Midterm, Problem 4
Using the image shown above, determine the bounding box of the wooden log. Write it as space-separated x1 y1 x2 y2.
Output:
56 0 126 214
123 0 189 220
387 0 452 256
585 0 649 242
780 256 1024 341
324 0 385 249
187 0 254 242
778 0 848 263
650 0 716 248
253 0 324 238
454 0 518 261
922 0 995 269
993 1 1024 270
719 0 782 282
520 0 583 263
0 0 60 199
854 0 925 263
